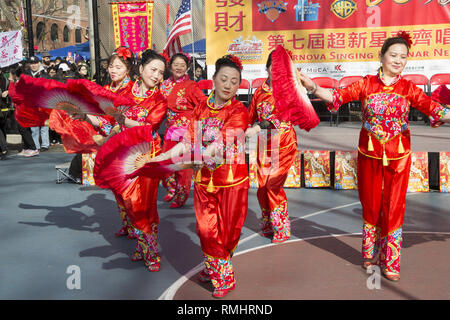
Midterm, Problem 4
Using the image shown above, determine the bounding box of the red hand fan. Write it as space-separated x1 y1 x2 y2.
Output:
431 85 450 105
49 110 100 154
9 82 52 127
271 45 320 131
11 75 134 116
66 79 134 116
93 125 155 194
125 157 194 180
12 75 105 114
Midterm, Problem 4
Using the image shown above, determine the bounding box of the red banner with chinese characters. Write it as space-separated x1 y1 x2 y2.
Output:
205 0 450 81
111 1 154 55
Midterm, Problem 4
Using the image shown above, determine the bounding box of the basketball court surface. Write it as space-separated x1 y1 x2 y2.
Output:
1 123 449 300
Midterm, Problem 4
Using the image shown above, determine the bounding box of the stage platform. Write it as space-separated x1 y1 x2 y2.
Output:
0 122 449 302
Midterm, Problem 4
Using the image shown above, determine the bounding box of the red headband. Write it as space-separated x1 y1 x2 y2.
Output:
115 47 132 60
227 54 243 71
396 31 412 48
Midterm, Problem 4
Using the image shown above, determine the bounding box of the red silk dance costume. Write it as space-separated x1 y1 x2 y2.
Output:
96 77 134 238
183 94 249 291
98 78 167 269
160 75 207 207
330 70 448 276
248 79 297 242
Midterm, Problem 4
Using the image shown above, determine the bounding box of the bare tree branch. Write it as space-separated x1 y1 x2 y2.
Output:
0 0 21 31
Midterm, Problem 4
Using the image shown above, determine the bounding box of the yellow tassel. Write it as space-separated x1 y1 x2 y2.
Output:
195 169 202 183
382 149 388 166
152 141 156 158
398 138 405 154
206 175 215 193
227 165 234 183
368 134 374 152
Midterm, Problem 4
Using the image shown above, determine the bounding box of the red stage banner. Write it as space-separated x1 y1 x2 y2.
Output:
111 1 154 54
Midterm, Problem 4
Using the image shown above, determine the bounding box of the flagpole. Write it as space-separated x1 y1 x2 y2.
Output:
25 0 34 57
190 0 195 77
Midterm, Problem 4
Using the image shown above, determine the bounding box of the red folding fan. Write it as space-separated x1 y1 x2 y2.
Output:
93 125 156 194
9 81 52 128
66 78 134 116
271 45 320 131
49 110 100 154
11 75 134 116
125 157 194 180
431 84 450 105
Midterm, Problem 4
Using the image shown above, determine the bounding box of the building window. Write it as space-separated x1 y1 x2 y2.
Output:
75 27 82 43
36 22 45 41
63 26 70 42
51 24 59 42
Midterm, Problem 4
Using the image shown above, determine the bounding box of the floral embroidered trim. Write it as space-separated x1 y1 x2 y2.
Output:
203 252 235 290
429 105 449 128
378 68 401 86
132 78 157 99
206 91 233 111
379 228 402 275
108 76 130 93
270 200 290 242
362 222 381 260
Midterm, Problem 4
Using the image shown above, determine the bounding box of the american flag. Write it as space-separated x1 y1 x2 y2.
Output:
164 0 192 56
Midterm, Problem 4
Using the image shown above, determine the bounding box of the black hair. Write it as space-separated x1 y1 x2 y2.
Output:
140 49 167 69
10 63 24 78
47 66 58 73
213 55 242 82
169 53 189 68
380 36 410 56
266 51 274 70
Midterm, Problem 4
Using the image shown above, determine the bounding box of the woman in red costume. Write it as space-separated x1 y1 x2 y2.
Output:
151 55 249 297
78 49 167 271
246 50 297 243
299 33 450 281
159 52 207 208
82 47 136 239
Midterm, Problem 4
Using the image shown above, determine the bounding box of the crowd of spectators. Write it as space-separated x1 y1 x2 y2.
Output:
0 51 206 161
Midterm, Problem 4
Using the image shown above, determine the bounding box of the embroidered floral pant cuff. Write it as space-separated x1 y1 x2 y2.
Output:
261 200 290 241
117 203 136 237
203 252 235 290
379 228 402 275
362 222 381 261
163 174 177 201
135 226 160 267
362 223 402 274
171 185 189 208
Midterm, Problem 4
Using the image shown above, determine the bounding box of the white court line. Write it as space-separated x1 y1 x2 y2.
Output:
158 193 421 300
